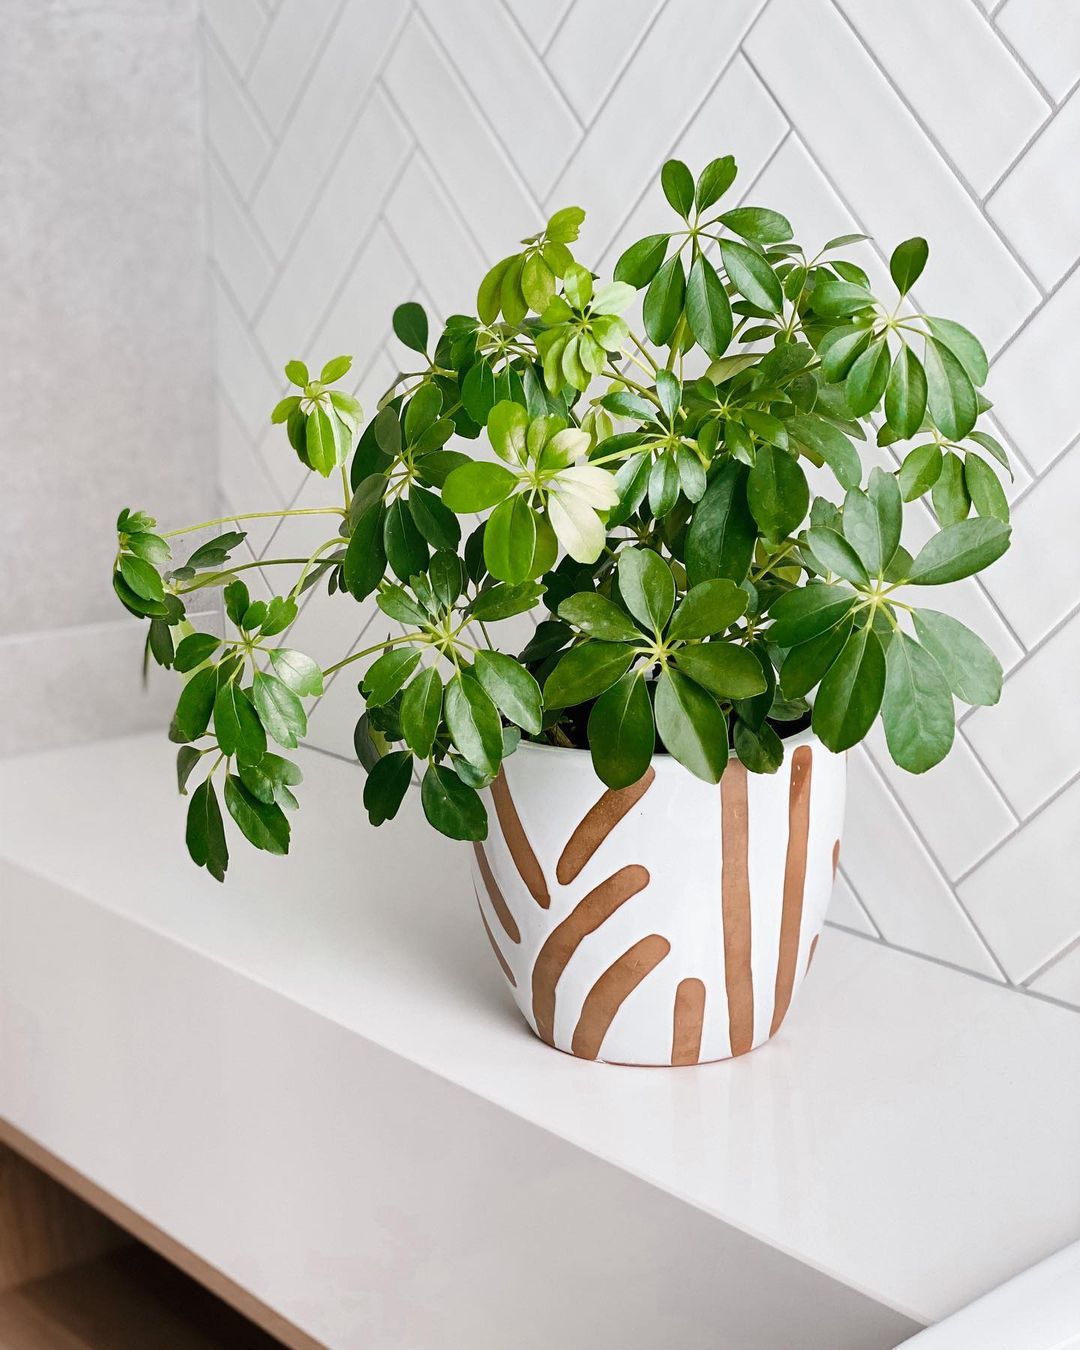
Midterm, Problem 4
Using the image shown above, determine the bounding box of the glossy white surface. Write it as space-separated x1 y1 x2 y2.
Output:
1 734 1078 1331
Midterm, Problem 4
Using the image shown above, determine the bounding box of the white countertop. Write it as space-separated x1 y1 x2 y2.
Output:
1 732 1078 1327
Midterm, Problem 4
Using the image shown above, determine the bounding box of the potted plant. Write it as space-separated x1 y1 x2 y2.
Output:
112 155 1011 1065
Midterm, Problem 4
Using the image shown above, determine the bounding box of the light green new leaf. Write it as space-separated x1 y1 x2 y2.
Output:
441 461 518 513
881 632 954 772
484 495 538 584
268 647 323 697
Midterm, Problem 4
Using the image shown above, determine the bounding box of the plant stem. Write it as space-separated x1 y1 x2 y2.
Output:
322 633 417 678
162 508 343 539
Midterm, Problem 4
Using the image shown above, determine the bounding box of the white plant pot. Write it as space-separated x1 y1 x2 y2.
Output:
470 729 847 1066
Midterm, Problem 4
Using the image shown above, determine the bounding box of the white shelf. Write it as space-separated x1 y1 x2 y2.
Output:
1 734 1078 1348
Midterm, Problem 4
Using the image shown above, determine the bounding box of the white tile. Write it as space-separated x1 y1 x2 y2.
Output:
840 749 1003 978
207 156 274 316
216 386 288 558
988 90 1080 288
503 0 574 53
549 0 765 255
837 0 1047 197
545 0 665 125
996 0 1080 102
744 0 1040 354
250 1 406 257
964 612 1080 818
827 869 879 937
243 0 340 135
312 222 416 377
384 154 486 322
958 776 1080 981
990 265 1080 469
1030 940 1080 1007
255 88 411 361
865 724 1017 882
201 0 268 75
203 35 272 199
383 18 538 259
210 278 280 440
979 444 1080 646
418 0 578 200
595 53 787 277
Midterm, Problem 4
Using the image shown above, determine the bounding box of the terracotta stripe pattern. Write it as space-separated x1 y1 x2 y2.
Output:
471 736 846 1066
770 745 814 1038
720 762 754 1058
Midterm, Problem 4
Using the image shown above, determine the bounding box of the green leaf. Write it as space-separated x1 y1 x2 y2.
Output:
685 255 733 359
184 530 246 571
720 239 782 313
284 359 309 387
484 495 537 584
968 430 1012 474
176 746 202 796
647 453 680 517
907 518 1010 584
812 624 886 752
806 527 869 586
383 498 429 582
429 550 464 609
885 345 928 440
186 779 228 881
880 631 955 773
363 750 414 826
613 233 670 288
487 400 529 466
399 668 443 758
779 616 854 698
912 609 1002 706
473 650 542 735
318 354 351 385
378 586 426 626
119 554 164 603
660 158 694 217
811 274 875 318
126 531 171 566
733 718 784 774
767 583 858 648
268 647 323 697
685 460 756 585
787 414 861 491
898 443 943 501
252 671 306 750
467 579 545 622
932 450 971 526
362 646 422 706
408 485 461 550
925 317 988 387
214 683 266 765
676 445 707 502
170 666 217 743
173 633 221 674
672 642 767 699
421 764 487 841
259 595 298 638
695 154 737 211
441 461 518 513
821 325 874 383
343 501 386 601
271 394 301 424
558 592 642 642
843 466 902 578
667 579 747 641
224 774 290 855
522 252 556 311
654 668 729 783
305 404 338 476
445 674 503 775
543 641 635 708
845 337 891 416
393 301 429 354
718 207 793 244
546 205 585 243
588 672 654 789
643 254 686 346
889 237 928 294
924 337 977 441
747 445 809 540
404 384 442 443
965 453 1009 522
617 547 675 634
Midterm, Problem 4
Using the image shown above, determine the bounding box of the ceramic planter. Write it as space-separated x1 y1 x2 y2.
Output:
470 729 846 1066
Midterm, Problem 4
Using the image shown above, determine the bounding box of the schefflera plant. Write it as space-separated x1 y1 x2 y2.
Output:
113 154 1011 880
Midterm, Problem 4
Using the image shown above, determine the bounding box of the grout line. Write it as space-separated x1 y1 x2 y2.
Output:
496 0 586 135
208 257 281 388
204 141 279 294
826 0 1049 304
952 760 1080 888
981 106 1055 205
967 0 1055 109
999 429 1080 515
858 748 1013 983
201 21 279 168
835 864 884 940
1023 932 1080 990
989 252 1080 365
1018 984 1080 1015
541 0 576 56
241 0 276 79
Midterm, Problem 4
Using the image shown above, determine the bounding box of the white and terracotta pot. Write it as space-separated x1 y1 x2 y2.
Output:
470 729 846 1066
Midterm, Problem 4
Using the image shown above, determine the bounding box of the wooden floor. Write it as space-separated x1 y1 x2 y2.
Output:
0 1245 286 1350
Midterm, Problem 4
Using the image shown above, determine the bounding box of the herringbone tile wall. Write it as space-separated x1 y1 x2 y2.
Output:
200 0 1080 1009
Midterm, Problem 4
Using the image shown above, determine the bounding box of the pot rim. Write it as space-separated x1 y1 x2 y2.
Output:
513 722 826 775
